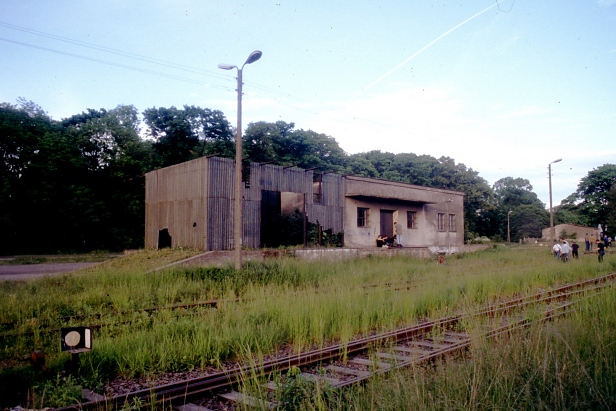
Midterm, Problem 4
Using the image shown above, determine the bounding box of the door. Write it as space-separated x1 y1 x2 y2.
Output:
380 210 394 238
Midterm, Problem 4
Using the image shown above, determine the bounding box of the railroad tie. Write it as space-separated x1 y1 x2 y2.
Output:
298 372 342 386
263 373 341 391
375 352 412 363
81 389 106 402
325 365 372 379
348 357 392 371
443 331 471 342
218 391 276 409
392 345 431 357
406 340 449 350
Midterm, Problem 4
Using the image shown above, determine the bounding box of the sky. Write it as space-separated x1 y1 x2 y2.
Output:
1 0 615 207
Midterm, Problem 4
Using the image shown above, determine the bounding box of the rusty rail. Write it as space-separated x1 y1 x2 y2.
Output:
55 272 616 411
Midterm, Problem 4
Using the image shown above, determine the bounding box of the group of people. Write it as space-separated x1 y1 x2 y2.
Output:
553 236 607 263
584 232 612 252
376 221 404 248
552 239 577 262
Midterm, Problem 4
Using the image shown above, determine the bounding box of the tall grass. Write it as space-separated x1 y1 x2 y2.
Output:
0 245 614 408
297 287 616 410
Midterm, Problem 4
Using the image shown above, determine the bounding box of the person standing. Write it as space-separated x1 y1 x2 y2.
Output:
571 241 579 259
560 240 570 262
394 221 403 247
597 240 605 263
552 242 561 260
585 233 590 252
590 233 596 246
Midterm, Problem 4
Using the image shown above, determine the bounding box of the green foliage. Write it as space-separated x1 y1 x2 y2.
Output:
0 102 152 254
143 105 233 167
2 246 616 408
560 163 616 228
321 289 616 410
485 177 548 241
275 366 337 411
510 204 549 240
243 121 347 171
33 374 83 408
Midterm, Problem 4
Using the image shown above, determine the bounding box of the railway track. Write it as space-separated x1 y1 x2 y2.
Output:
56 272 616 411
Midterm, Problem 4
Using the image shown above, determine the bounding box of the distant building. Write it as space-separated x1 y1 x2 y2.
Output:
145 156 465 251
541 223 600 242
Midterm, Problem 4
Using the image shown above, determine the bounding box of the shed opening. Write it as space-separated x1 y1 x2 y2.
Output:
158 228 172 249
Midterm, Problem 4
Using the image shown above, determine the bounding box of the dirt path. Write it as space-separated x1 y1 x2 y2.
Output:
0 262 99 281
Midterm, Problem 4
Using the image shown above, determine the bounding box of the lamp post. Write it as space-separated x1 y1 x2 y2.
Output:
218 50 262 270
445 198 453 255
507 209 512 243
548 158 562 244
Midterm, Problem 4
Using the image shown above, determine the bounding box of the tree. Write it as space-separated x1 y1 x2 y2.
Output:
143 105 233 167
0 102 157 254
243 121 347 171
488 177 545 240
510 204 550 241
564 164 616 229
0 101 61 253
62 105 155 250
493 177 544 209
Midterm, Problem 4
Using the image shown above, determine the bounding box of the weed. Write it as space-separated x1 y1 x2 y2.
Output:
32 374 82 408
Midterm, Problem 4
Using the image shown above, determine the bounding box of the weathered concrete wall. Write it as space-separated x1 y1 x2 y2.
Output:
541 224 600 242
174 245 492 269
343 176 464 249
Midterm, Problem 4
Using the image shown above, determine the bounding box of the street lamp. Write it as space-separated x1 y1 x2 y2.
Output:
218 50 262 270
548 158 562 245
507 209 512 243
445 198 453 255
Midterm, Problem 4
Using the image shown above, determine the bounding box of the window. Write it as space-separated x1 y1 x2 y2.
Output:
448 214 456 232
242 161 251 188
407 211 417 229
438 213 445 232
313 173 323 204
357 207 369 227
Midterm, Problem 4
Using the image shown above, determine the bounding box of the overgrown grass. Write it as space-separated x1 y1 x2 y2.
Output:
0 245 614 408
290 287 616 410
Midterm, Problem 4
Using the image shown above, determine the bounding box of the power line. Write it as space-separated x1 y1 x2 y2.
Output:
0 37 234 90
0 21 231 82
0 21 312 104
0 23 387 130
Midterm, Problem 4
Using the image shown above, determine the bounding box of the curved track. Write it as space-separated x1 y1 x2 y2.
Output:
57 272 616 411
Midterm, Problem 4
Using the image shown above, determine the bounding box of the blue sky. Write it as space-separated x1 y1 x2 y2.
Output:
1 0 615 207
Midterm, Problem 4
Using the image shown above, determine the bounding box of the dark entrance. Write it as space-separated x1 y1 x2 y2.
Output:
380 210 394 238
261 190 281 247
261 190 306 248
158 228 172 249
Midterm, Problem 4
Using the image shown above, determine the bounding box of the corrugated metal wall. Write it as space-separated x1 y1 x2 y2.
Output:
145 157 208 250
146 157 345 251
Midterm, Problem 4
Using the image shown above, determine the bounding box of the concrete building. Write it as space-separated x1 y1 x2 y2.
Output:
541 223 601 243
145 156 465 252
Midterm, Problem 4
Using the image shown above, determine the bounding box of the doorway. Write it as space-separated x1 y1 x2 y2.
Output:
158 228 172 249
380 210 394 238
261 190 306 247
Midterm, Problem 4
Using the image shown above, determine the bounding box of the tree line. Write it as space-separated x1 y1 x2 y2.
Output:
1 99 614 254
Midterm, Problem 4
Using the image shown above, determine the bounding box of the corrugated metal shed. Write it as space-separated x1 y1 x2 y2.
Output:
145 156 344 250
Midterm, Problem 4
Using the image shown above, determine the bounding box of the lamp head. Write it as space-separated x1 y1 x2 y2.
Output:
218 63 236 70
551 158 562 164
244 50 262 66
